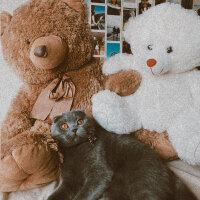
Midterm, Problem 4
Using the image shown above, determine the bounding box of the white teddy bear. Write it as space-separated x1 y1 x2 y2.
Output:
92 3 200 165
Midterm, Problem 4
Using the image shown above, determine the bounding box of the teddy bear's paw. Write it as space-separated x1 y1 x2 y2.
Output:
92 90 140 134
104 70 142 97
1 132 60 191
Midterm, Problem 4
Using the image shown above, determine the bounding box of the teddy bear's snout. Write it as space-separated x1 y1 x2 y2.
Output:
146 58 157 68
30 35 68 70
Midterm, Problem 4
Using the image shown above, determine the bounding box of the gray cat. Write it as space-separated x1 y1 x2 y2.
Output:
47 110 196 200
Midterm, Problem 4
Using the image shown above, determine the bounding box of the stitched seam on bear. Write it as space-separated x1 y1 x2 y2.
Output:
11 153 31 176
1 135 37 159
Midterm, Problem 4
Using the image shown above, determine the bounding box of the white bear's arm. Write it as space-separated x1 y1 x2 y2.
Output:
103 53 136 75
188 70 200 112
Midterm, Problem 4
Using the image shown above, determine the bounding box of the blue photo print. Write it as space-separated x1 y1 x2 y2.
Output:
91 5 105 30
106 43 120 58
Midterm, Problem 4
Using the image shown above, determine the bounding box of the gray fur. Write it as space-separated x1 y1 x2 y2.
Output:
48 110 197 200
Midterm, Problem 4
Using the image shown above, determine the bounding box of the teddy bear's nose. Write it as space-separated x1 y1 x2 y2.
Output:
146 59 157 68
34 45 48 57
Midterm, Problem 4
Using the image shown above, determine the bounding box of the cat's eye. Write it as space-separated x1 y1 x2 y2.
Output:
147 45 153 50
167 46 173 53
61 123 68 130
77 119 84 125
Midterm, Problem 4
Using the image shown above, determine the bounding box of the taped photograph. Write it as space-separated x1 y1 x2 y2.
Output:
139 0 152 14
91 5 105 30
107 15 121 41
107 0 121 15
107 43 120 58
92 32 105 56
123 0 137 8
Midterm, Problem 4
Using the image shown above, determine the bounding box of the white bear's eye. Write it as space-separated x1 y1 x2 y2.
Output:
147 45 153 50
167 46 173 53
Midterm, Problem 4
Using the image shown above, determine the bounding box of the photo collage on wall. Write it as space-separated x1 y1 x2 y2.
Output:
86 0 183 62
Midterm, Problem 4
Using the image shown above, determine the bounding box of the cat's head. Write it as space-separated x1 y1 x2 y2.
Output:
51 110 95 147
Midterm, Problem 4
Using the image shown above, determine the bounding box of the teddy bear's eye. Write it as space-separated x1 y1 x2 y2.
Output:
147 45 153 50
26 40 31 45
167 46 173 53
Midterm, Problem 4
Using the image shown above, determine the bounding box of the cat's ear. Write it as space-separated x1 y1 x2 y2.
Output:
53 114 63 123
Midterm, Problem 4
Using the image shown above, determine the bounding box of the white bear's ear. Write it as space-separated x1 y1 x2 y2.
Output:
1 11 12 36
124 17 135 44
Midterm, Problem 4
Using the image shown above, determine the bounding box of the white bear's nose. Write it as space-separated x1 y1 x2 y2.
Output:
147 58 157 68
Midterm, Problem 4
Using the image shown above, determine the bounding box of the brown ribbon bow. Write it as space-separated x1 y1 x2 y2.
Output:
31 75 75 121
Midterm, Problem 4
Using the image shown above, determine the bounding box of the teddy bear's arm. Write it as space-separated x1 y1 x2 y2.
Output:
1 85 34 142
103 70 142 96
102 53 136 76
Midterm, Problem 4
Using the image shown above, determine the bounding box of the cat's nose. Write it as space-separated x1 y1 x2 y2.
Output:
72 128 78 134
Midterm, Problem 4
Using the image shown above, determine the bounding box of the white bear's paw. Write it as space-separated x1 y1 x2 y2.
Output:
92 90 130 134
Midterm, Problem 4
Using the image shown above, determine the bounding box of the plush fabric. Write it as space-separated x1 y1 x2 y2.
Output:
0 0 103 192
168 160 200 199
92 3 200 165
0 181 58 200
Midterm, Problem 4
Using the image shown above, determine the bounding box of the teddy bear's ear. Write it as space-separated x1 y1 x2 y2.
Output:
1 11 12 36
62 0 87 17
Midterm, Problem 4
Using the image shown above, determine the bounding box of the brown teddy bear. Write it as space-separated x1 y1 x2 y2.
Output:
0 0 142 194
0 0 105 192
